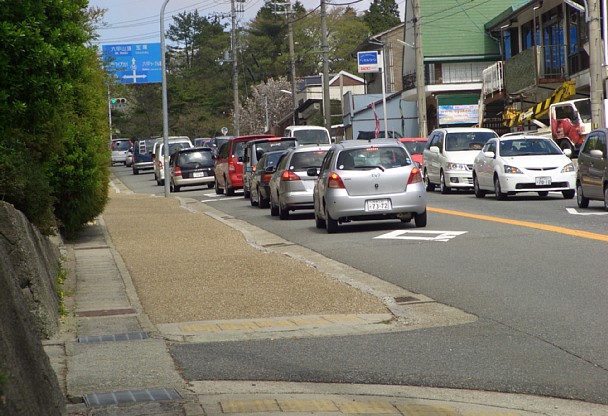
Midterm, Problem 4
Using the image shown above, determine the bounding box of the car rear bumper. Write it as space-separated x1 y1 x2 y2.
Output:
174 176 214 187
325 188 427 220
133 161 154 170
282 190 315 210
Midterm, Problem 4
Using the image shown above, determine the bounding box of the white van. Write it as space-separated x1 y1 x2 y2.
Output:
284 125 332 145
423 127 498 194
152 136 192 185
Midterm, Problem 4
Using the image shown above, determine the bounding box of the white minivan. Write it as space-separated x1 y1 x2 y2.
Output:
423 127 498 194
284 125 332 145
152 136 193 185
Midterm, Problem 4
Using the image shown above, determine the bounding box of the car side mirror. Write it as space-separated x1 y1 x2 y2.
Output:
563 148 572 157
590 149 604 158
484 151 495 158
429 146 440 154
307 168 319 177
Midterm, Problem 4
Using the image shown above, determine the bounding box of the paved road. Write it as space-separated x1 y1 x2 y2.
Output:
111 165 608 405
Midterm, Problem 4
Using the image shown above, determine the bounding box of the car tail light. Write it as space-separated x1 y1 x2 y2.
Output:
174 166 182 178
407 167 422 185
262 173 273 183
252 166 257 172
328 172 345 189
281 170 301 181
159 160 163 169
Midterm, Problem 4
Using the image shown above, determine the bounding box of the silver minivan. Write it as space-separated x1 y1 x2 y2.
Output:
423 127 498 194
152 136 192 185
576 128 608 210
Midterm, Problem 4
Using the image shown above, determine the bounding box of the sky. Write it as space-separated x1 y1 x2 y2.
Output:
88 0 407 46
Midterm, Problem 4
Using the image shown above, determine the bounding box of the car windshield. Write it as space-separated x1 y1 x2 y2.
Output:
401 141 426 155
292 130 329 145
337 146 411 170
178 151 213 166
289 150 328 170
168 142 190 155
445 132 496 151
500 138 562 156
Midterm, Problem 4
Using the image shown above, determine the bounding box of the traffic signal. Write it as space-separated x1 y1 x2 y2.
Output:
111 98 127 109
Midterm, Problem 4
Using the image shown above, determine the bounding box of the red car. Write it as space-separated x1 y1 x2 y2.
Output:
213 134 277 196
398 137 428 166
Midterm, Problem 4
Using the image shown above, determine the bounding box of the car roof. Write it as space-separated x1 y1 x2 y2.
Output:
433 127 497 133
398 137 427 142
336 139 404 149
286 125 328 131
230 134 276 142
497 135 553 141
247 136 296 145
290 144 332 153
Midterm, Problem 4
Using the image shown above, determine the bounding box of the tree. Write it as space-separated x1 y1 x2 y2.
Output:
0 0 110 237
239 77 292 135
363 0 401 35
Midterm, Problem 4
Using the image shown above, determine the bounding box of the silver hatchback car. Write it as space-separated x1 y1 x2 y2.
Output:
312 140 427 233
269 144 331 219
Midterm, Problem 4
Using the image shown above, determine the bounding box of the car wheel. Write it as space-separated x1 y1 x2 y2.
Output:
325 205 338 234
424 169 435 191
604 186 608 212
208 182 214 189
270 196 279 216
279 202 289 220
214 178 224 195
133 167 139 175
226 183 235 196
538 191 549 197
562 189 575 199
314 201 325 229
155 174 161 186
440 171 451 194
414 210 427 227
259 190 269 209
473 174 485 198
250 190 258 206
243 187 250 199
494 176 507 200
576 183 589 208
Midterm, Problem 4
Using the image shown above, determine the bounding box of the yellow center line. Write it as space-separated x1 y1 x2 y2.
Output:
428 206 608 243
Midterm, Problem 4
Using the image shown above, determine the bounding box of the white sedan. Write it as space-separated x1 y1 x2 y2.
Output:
472 135 576 200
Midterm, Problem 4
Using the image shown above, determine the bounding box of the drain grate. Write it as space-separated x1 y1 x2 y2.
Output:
76 307 137 317
394 296 420 304
83 388 181 407
262 242 295 248
78 332 149 343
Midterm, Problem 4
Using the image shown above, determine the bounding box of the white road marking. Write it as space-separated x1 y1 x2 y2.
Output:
374 230 468 242
566 208 608 216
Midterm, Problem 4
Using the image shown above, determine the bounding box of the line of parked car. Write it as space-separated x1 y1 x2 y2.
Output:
113 126 607 233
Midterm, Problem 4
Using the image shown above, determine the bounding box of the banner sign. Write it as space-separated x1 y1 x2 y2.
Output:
438 104 479 125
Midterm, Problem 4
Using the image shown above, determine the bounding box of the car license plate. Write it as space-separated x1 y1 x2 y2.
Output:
193 172 205 178
365 199 391 211
535 176 551 186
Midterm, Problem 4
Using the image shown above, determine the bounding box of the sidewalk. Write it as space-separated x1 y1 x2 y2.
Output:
45 177 608 416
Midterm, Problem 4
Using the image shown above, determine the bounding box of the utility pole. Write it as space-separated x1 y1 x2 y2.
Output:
412 0 428 137
287 2 298 125
320 0 331 132
272 1 298 125
231 0 240 136
588 0 606 128
160 0 170 197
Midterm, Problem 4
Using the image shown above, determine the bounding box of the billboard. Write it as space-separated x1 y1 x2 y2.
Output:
357 51 381 73
102 43 162 84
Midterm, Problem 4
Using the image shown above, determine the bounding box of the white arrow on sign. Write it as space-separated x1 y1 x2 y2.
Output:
566 208 608 216
374 230 468 242
122 58 147 83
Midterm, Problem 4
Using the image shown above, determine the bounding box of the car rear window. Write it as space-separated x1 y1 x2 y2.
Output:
401 141 426 155
255 139 296 157
337 146 411 170
112 140 130 151
290 150 328 170
178 151 214 166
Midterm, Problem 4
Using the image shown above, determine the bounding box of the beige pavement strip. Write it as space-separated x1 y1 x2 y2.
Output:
336 400 399 413
395 403 460 415
221 399 281 413
277 399 339 412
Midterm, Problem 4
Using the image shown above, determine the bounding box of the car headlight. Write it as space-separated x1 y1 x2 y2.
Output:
561 163 575 173
446 162 467 171
503 165 523 174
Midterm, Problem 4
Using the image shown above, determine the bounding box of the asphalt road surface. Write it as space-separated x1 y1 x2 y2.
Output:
112 165 608 405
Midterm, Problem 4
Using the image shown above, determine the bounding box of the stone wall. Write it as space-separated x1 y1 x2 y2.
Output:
0 202 65 416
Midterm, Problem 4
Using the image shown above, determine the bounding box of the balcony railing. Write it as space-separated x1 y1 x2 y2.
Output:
504 45 571 94
481 61 503 97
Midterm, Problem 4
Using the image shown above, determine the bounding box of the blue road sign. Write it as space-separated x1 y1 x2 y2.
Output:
357 51 380 73
102 43 162 84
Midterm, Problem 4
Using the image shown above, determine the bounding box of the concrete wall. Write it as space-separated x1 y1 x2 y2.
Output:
0 201 65 416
